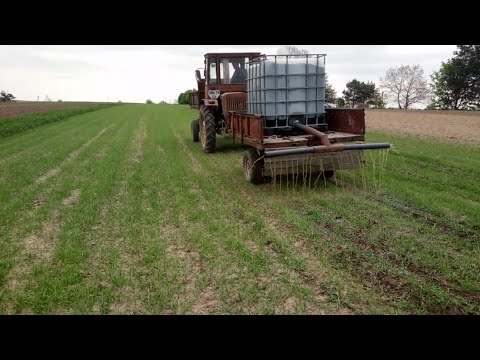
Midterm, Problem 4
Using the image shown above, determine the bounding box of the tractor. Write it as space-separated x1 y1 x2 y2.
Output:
189 52 261 153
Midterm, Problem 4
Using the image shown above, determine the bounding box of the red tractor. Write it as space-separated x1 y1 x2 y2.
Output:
189 52 261 153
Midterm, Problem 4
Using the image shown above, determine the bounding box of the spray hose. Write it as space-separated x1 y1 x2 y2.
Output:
264 122 390 159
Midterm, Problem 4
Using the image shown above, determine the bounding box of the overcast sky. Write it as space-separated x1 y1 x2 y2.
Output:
0 45 457 107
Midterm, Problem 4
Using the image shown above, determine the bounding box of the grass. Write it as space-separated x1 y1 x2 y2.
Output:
0 104 118 138
0 103 478 314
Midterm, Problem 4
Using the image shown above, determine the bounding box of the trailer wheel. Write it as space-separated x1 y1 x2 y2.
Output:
199 105 216 153
243 149 264 185
191 119 199 142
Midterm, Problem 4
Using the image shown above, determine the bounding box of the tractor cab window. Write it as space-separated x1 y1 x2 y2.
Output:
220 57 248 84
208 58 217 84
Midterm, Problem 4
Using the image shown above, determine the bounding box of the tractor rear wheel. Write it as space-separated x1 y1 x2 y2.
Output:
191 119 199 142
199 105 216 153
243 149 264 184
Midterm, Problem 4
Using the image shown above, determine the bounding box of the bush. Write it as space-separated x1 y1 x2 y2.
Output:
146 99 153 104
0 90 15 102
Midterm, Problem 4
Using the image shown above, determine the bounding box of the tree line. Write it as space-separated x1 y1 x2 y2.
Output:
331 45 479 110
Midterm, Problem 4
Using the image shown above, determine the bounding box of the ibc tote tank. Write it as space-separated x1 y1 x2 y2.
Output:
247 54 326 127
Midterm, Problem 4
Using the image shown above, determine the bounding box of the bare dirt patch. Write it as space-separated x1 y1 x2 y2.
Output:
212 180 349 314
4 187 84 313
109 285 146 314
62 189 81 207
130 121 146 163
32 198 45 209
36 169 60 183
190 282 218 314
4 210 60 305
165 240 218 314
365 109 480 146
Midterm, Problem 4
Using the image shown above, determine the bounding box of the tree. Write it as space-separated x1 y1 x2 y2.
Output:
0 90 15 102
325 76 337 107
342 79 377 108
177 92 188 104
335 97 345 108
425 103 439 110
380 64 431 109
431 45 480 110
146 99 153 104
372 90 387 109
178 90 195 105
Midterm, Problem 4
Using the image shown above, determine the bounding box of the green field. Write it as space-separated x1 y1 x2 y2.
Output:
0 104 478 314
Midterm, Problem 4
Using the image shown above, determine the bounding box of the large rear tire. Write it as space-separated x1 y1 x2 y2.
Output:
199 105 216 153
243 149 264 185
191 119 199 142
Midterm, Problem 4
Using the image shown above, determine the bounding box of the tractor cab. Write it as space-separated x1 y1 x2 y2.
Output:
189 52 261 110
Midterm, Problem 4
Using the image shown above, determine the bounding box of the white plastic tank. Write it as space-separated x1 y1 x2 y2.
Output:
247 54 326 126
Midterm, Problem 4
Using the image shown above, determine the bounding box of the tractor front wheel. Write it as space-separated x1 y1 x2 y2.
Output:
191 120 199 142
243 149 264 185
199 105 216 153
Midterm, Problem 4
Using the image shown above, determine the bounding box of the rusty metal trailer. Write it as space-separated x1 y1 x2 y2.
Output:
188 52 390 184
224 107 389 183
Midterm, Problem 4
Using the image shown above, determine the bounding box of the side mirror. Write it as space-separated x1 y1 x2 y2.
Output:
195 69 202 82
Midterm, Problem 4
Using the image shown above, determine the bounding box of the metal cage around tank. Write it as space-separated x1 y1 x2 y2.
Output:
247 54 327 128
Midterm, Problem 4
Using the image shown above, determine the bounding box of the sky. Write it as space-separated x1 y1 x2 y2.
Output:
0 45 457 107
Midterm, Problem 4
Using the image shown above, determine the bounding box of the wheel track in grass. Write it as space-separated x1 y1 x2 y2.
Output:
0 121 119 242
36 125 112 183
0 107 118 166
0 115 128 313
279 189 480 314
6 104 478 314
173 130 305 313
176 132 359 314
3 188 82 314
83 118 151 314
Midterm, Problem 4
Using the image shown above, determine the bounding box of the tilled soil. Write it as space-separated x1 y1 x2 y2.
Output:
365 109 480 146
0 102 105 120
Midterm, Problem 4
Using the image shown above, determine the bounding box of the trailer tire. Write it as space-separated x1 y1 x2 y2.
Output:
199 105 216 153
191 119 200 142
243 149 264 185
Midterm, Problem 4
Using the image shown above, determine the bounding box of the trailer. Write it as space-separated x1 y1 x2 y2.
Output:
189 52 390 184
